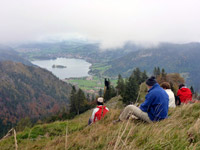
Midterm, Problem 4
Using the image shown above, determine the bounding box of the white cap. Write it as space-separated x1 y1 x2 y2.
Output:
97 97 104 103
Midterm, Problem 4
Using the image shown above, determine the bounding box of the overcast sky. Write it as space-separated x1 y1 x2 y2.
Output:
0 0 200 48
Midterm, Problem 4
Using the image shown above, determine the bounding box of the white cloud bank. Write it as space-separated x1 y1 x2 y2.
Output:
0 0 200 48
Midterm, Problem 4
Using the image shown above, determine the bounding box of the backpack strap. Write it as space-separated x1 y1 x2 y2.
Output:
101 105 104 119
93 106 108 123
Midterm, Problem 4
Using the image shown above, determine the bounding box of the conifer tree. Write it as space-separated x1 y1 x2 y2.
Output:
141 70 148 82
157 67 161 76
116 74 125 96
160 68 167 82
132 67 142 83
131 68 148 84
76 89 86 115
153 67 161 78
70 86 77 114
123 76 139 104
70 87 90 116
161 68 166 76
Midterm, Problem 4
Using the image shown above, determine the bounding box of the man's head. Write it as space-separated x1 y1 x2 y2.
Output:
97 97 104 105
160 82 171 89
146 76 157 86
146 76 157 89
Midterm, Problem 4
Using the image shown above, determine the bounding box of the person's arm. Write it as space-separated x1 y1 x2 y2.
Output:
91 108 98 122
140 93 154 112
105 107 109 111
169 93 176 108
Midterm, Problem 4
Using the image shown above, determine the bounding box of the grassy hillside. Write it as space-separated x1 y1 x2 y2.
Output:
1 96 200 150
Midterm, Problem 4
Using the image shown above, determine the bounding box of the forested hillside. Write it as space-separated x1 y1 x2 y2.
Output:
0 45 32 66
0 61 72 137
16 41 139 63
104 43 200 92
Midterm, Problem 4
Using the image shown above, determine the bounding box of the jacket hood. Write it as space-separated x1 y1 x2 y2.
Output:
180 87 190 92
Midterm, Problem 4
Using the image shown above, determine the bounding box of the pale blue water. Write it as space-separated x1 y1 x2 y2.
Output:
31 58 91 79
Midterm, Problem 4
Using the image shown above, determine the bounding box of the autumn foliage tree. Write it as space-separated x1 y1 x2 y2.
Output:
156 71 185 95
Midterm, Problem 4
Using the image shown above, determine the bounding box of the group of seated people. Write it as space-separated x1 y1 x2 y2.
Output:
160 82 193 107
89 76 193 124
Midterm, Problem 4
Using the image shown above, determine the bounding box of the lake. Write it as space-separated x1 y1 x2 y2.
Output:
31 58 91 79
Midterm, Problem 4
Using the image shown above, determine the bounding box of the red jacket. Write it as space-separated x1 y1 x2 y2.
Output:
177 87 192 104
93 106 109 123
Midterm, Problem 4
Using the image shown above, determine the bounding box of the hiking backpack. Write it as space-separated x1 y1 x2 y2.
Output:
93 106 109 123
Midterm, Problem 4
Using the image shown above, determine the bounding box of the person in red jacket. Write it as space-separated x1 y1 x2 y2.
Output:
177 84 192 104
88 97 109 125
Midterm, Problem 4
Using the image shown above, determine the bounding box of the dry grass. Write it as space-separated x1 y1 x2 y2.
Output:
44 103 200 150
1 98 200 150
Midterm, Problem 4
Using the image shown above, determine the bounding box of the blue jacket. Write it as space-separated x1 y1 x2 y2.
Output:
140 83 169 121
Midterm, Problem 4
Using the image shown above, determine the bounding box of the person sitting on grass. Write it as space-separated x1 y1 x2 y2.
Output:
160 82 176 108
88 97 109 125
115 76 169 123
177 84 193 104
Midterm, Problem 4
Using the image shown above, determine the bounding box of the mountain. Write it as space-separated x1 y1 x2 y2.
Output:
0 61 72 137
16 41 139 63
104 43 200 92
0 45 32 66
16 41 200 91
0 96 200 149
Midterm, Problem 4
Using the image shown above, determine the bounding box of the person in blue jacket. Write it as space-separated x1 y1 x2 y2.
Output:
118 76 169 123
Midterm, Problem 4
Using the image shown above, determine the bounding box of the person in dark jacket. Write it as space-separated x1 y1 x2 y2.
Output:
117 76 169 123
177 84 192 104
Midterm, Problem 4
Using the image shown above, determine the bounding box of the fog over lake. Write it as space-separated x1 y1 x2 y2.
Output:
31 58 91 79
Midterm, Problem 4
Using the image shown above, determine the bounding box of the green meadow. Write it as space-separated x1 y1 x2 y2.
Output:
65 76 117 91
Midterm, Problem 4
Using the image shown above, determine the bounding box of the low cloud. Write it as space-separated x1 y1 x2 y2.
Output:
0 0 200 48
